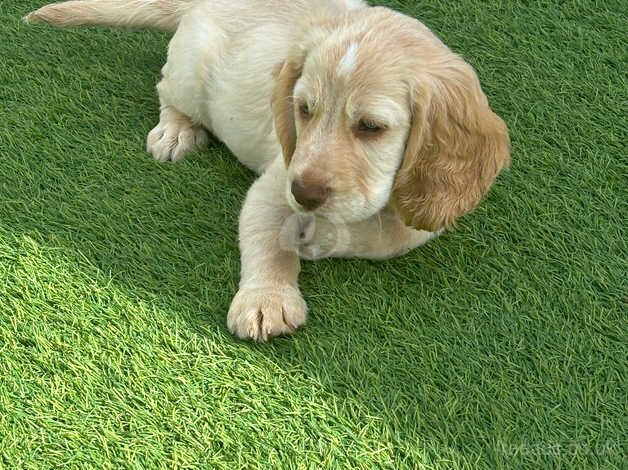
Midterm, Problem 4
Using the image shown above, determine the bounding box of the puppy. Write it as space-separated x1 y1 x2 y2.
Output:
25 0 510 341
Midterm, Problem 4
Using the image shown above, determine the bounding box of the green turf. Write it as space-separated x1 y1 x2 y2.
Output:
1 0 626 468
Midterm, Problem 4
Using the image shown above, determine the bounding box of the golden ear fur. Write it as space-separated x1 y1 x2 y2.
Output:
270 21 333 165
393 59 510 232
271 58 304 165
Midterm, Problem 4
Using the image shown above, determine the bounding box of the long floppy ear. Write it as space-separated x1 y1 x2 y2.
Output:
271 58 304 165
392 59 510 232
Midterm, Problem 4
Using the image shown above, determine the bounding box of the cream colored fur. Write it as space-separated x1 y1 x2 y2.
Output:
25 0 509 341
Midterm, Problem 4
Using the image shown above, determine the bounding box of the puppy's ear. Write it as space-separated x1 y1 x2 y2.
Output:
271 58 304 165
393 59 510 232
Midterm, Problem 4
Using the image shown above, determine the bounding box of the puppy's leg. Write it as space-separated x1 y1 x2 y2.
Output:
228 159 306 341
146 104 208 162
146 5 226 163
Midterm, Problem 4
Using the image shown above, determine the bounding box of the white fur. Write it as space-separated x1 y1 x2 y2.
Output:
336 42 359 77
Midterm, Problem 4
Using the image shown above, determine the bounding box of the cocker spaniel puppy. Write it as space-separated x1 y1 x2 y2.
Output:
26 0 510 341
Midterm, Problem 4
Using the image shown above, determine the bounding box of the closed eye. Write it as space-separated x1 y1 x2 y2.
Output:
356 119 387 135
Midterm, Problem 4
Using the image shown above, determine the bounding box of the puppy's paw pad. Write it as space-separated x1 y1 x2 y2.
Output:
146 122 207 162
227 286 307 341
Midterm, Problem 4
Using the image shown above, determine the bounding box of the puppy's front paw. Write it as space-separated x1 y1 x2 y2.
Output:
146 121 208 162
227 286 307 341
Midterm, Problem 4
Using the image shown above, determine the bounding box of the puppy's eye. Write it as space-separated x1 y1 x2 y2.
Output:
357 120 386 134
299 103 312 119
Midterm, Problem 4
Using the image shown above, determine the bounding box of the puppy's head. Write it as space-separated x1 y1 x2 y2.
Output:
272 8 510 231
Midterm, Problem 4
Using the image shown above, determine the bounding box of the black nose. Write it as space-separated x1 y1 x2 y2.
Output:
291 180 330 210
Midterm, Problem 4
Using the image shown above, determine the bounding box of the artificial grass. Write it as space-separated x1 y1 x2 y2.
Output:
0 0 625 468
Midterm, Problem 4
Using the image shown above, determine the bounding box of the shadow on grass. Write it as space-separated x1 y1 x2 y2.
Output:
9 165 619 468
3 174 509 467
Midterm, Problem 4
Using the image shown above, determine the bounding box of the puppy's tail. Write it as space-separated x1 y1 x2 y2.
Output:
23 0 194 32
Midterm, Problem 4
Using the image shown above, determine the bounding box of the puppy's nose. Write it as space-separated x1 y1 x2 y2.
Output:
291 180 330 210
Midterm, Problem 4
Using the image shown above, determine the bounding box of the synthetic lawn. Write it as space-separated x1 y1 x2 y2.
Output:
1 0 626 468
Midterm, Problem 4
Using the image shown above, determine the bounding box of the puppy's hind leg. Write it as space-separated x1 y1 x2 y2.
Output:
146 4 226 163
146 104 208 162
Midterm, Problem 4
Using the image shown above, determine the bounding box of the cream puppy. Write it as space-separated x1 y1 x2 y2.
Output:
25 0 510 341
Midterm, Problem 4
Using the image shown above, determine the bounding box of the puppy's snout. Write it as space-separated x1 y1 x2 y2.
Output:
291 179 330 211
